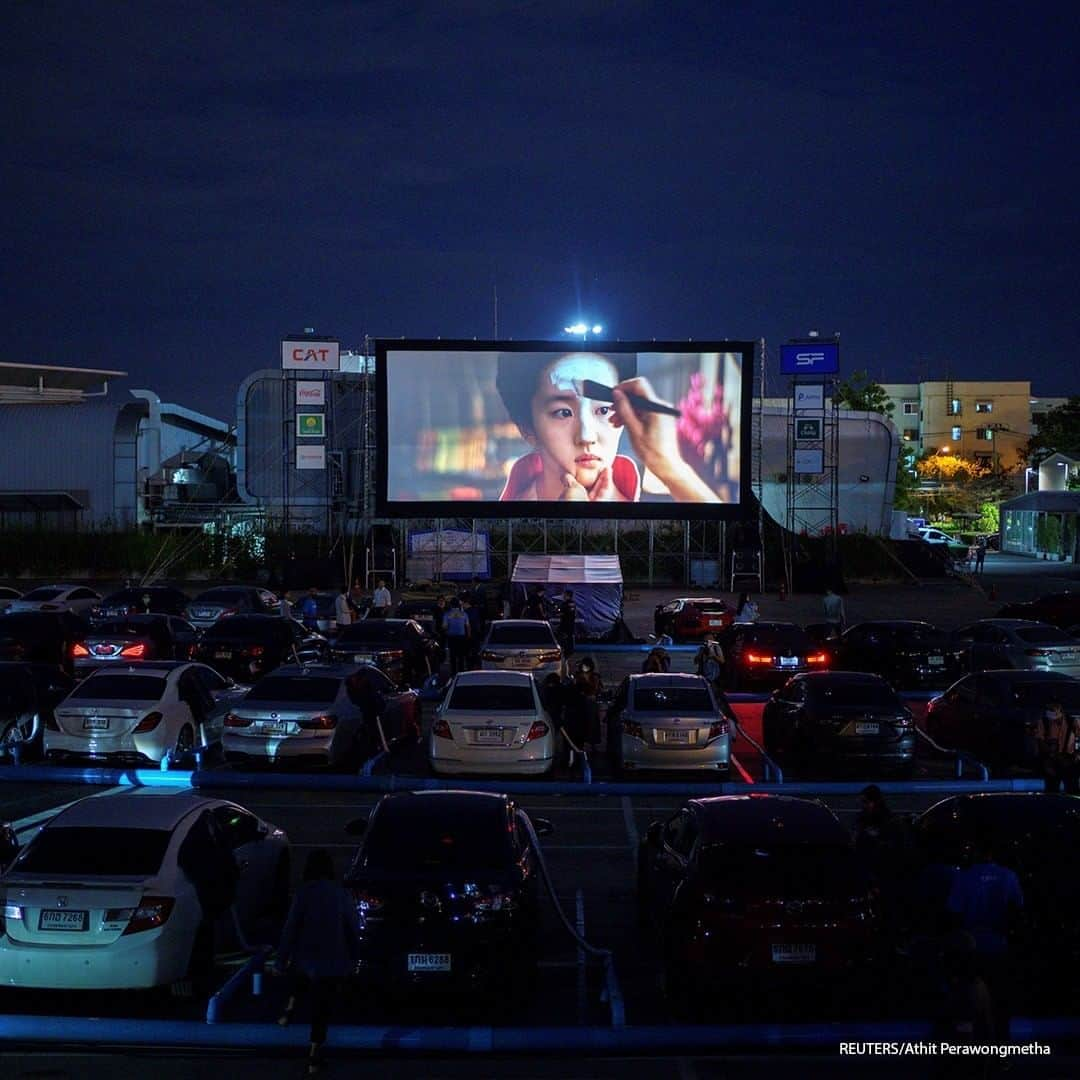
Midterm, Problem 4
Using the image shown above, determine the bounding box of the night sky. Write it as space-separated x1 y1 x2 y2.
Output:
5 1 1078 420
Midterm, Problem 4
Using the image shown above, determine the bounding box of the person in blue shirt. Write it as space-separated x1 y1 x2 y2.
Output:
442 598 471 676
299 587 320 631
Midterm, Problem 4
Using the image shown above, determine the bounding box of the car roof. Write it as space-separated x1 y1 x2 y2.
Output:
850 620 936 630
982 669 1077 683
630 672 709 687
921 792 1080 828
270 662 372 678
730 621 801 632
375 790 510 816
489 619 551 628
796 671 890 684
970 618 1056 629
689 794 846 844
669 597 727 604
49 791 211 831
451 670 536 686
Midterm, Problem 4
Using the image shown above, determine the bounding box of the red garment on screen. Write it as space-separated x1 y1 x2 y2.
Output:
498 452 641 501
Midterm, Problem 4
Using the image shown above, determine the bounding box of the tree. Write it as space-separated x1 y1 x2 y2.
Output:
834 370 894 416
892 444 921 512
1026 396 1080 464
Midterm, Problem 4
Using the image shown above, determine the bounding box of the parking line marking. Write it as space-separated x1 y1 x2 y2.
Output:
730 752 755 785
10 786 128 836
575 888 587 1026
621 795 639 857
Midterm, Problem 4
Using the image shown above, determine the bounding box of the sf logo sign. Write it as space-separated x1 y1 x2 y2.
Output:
780 343 839 375
795 352 825 366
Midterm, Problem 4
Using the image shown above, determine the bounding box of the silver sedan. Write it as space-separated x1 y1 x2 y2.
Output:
955 619 1080 678
606 673 733 777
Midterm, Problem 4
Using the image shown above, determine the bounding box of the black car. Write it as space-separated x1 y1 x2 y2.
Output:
825 621 967 689
924 669 1080 770
343 791 551 995
907 794 1080 998
330 619 441 686
0 611 87 674
73 614 200 673
0 662 76 759
88 585 192 623
762 672 916 775
637 795 877 1007
997 591 1080 630
393 599 444 639
184 585 279 630
192 614 326 682
718 622 829 690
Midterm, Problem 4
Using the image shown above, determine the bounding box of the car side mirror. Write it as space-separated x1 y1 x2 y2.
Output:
531 817 554 838
344 816 367 837
0 822 19 872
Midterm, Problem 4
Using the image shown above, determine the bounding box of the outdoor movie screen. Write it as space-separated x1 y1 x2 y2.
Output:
376 340 752 520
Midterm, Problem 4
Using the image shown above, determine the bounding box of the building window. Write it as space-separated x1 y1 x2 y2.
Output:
947 398 962 416
975 400 993 413
902 401 918 415
903 428 918 441
951 426 962 442
976 427 994 441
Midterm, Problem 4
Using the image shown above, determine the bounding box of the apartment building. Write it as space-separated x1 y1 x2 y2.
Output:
879 380 1032 469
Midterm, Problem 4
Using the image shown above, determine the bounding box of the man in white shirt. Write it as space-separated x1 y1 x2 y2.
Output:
372 579 392 618
334 587 352 628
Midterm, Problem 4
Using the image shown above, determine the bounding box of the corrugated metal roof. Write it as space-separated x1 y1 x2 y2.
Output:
1000 491 1080 512
0 361 126 391
511 554 623 583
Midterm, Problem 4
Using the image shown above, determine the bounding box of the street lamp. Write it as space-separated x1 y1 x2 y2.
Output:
563 322 604 342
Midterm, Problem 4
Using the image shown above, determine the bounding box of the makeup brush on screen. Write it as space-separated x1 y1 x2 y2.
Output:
576 379 682 418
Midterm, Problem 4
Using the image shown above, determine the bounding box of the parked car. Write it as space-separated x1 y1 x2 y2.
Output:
653 598 734 643
479 620 564 679
0 662 76 760
718 622 828 690
924 669 1080 770
0 791 290 990
343 791 551 994
761 672 916 775
183 586 279 630
73 614 200 673
89 585 192 623
0 611 88 673
605 673 733 777
0 588 22 615
429 670 557 776
997 591 1080 631
826 621 968 689
192 615 326 682
916 528 965 553
6 584 102 616
953 619 1080 678
222 662 419 769
46 661 241 767
329 619 441 686
637 795 877 1004
394 599 444 638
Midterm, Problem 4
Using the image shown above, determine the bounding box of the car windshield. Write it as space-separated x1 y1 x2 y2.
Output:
22 588 64 601
812 683 900 708
633 687 713 712
448 684 535 711
362 802 513 871
245 676 341 704
69 675 166 701
339 623 409 643
195 590 248 604
14 827 171 876
1008 682 1080 709
699 843 864 893
94 618 164 636
203 617 279 638
1014 627 1073 644
487 625 557 646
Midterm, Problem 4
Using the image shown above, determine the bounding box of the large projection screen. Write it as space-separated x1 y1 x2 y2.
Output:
376 339 753 520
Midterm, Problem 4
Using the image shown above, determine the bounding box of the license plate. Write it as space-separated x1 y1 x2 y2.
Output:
780 656 798 667
708 619 723 627
771 944 816 965
512 657 535 668
215 649 232 659
261 723 288 736
353 653 373 663
928 655 943 665
194 610 213 619
475 728 503 744
664 729 691 744
855 722 880 736
82 716 109 731
93 644 116 655
39 909 89 932
407 952 451 973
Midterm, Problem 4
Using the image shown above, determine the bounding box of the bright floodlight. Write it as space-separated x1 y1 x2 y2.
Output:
564 322 588 335
592 324 603 335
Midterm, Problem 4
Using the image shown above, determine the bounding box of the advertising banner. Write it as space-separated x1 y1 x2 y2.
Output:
296 445 326 470
296 381 326 406
296 413 326 438
282 339 340 372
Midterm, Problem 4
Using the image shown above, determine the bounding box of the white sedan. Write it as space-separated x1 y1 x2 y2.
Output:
7 584 102 616
429 669 558 776
46 661 245 766
0 790 290 990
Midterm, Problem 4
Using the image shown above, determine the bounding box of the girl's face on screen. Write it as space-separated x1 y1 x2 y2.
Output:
526 354 624 488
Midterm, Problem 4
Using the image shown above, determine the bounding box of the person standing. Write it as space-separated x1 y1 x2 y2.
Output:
694 635 725 689
822 586 845 634
371 578 392 619
642 646 670 673
733 592 759 623
524 586 547 621
275 849 362 1075
558 589 577 659
1038 700 1079 794
334 586 353 629
300 588 320 632
442 598 471 676
974 537 988 575
278 591 293 620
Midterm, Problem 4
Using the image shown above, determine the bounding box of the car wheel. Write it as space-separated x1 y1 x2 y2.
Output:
0 716 34 755
168 725 196 769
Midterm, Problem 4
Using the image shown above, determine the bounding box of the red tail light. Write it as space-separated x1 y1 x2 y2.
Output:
246 645 265 657
298 713 337 730
132 711 164 733
120 643 146 658
480 650 500 661
219 608 238 618
224 712 251 728
119 897 175 935
526 720 549 742
537 650 562 663
807 652 828 664
707 720 729 740
745 652 773 664
71 643 90 658
432 718 453 739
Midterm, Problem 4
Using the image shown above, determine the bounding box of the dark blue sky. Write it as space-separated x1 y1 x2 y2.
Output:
4 1 1077 418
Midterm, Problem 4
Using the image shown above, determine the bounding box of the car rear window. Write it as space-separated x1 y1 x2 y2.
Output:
1014 627 1073 644
14 827 171 876
69 675 166 700
21 588 64 601
361 802 513 871
94 619 163 636
740 630 811 652
338 623 407 643
202 617 280 639
195 589 249 604
812 683 901 708
633 687 714 712
245 676 341 704
448 684 535 711
1009 682 1080 709
487 625 557 646
700 844 864 893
